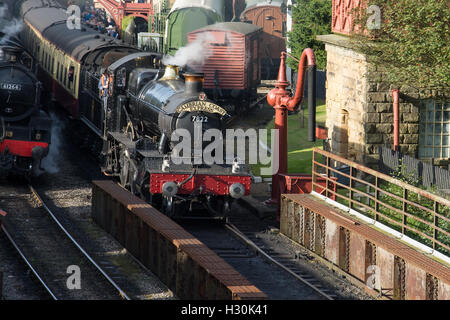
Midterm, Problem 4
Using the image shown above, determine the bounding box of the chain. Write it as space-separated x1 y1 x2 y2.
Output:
344 229 350 272
320 216 326 256
309 211 315 251
426 274 439 300
373 242 377 265
433 276 439 300
399 258 406 300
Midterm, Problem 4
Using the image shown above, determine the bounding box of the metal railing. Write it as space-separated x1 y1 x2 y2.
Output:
312 148 450 256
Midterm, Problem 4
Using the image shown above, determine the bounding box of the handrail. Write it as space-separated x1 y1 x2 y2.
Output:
314 148 450 208
311 148 450 254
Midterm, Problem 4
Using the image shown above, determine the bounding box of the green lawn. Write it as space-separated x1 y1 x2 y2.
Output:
252 100 326 176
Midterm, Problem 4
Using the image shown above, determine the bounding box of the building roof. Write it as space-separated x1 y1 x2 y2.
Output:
244 0 287 9
169 0 224 17
190 22 262 36
21 0 134 62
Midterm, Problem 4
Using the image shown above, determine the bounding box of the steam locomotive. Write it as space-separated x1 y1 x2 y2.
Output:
20 0 251 217
0 36 51 177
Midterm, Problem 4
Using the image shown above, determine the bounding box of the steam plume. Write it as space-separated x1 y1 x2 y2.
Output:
0 4 23 44
162 32 215 67
40 113 65 175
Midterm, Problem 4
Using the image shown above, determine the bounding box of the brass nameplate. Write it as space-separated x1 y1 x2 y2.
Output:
176 101 227 116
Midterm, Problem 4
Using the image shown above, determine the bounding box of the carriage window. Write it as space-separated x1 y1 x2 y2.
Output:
68 66 74 89
68 66 74 81
51 57 54 73
419 100 450 159
57 63 60 80
64 68 67 86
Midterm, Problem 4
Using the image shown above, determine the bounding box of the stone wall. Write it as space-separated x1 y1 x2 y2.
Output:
317 34 428 167
321 37 367 164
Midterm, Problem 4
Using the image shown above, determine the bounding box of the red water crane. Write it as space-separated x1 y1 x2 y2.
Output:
266 49 317 204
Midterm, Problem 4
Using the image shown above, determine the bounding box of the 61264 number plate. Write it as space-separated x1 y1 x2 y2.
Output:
0 83 22 91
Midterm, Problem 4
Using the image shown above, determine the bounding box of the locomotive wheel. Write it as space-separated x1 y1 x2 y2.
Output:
162 196 175 217
119 160 130 189
119 153 138 195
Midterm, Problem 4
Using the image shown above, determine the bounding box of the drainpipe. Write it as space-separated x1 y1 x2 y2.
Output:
392 89 399 151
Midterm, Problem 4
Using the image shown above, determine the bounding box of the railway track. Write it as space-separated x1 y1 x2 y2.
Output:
0 184 131 300
180 218 337 300
224 222 337 300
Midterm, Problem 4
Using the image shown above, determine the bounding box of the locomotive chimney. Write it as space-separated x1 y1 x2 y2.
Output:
3 47 21 64
160 65 180 80
184 73 204 95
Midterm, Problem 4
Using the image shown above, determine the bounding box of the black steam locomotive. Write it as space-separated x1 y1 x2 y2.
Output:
20 0 251 217
0 36 51 177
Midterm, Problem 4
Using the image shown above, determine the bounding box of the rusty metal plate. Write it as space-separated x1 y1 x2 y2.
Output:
405 263 427 300
377 247 395 297
349 233 366 281
324 220 340 265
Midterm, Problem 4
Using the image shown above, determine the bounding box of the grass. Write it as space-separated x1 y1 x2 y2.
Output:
252 100 326 176
334 179 450 256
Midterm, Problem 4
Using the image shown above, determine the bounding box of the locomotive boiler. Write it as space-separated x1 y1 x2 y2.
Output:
127 65 226 147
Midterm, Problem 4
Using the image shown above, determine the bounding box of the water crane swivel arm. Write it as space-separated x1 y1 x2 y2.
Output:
267 49 316 112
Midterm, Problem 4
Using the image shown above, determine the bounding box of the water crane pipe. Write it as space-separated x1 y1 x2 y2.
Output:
266 49 316 206
286 49 316 111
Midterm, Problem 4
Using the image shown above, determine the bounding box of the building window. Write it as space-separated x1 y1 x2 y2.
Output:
419 100 450 159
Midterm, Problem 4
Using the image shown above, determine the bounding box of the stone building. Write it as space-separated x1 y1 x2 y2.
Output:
318 1 449 168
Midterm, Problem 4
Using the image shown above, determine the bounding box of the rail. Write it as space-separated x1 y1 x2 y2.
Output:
28 185 131 300
225 223 336 300
1 224 58 300
311 148 450 256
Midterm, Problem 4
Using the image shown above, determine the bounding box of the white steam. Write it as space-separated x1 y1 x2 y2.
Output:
162 32 215 67
0 4 23 44
40 113 65 175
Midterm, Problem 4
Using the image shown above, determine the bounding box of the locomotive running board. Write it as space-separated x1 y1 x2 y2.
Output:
80 116 103 138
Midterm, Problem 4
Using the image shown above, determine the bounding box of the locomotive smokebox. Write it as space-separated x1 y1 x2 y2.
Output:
184 73 204 96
